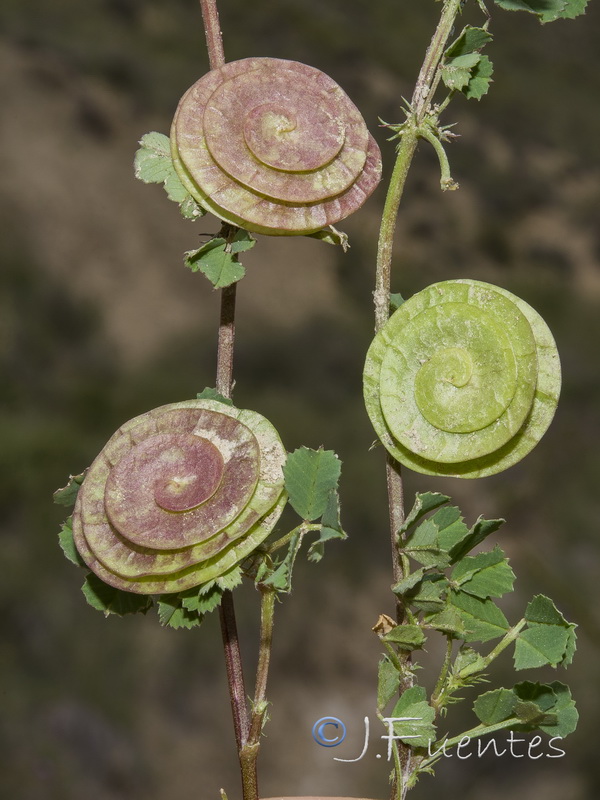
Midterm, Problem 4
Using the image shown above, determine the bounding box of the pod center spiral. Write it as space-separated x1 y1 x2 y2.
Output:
242 99 344 172
108 433 225 515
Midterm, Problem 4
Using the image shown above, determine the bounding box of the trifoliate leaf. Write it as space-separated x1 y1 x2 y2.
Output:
514 595 577 669
389 686 437 748
463 55 494 100
383 624 427 651
475 682 578 738
53 472 86 507
157 594 204 629
283 447 342 521
449 591 510 642
378 657 401 713
446 26 494 58
451 546 515 599
307 489 347 563
58 518 86 567
184 238 246 289
82 573 152 617
399 492 450 537
196 387 234 406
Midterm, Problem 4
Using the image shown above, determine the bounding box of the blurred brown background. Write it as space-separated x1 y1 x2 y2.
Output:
1 1 599 798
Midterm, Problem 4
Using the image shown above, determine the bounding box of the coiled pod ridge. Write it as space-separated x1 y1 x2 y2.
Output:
72 399 287 593
171 57 382 235
363 280 561 478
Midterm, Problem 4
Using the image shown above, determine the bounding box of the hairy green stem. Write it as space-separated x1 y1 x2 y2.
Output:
480 618 527 669
247 589 276 746
266 523 321 554
373 3 464 798
417 125 458 190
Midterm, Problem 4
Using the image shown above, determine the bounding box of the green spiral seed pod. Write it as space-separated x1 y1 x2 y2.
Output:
72 399 287 593
363 280 561 478
171 57 382 235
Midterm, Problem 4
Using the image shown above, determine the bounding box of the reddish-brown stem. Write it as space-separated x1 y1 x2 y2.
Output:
199 0 225 69
216 283 237 400
198 3 255 797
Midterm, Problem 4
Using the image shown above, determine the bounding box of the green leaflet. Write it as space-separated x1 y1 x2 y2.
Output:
58 518 86 567
398 492 450 537
446 26 493 58
378 658 401 713
449 592 510 642
383 624 427 651
196 387 235 406
53 472 86 507
283 447 342 521
390 293 406 312
81 573 152 617
463 56 494 101
450 546 515 599
389 686 437 748
493 0 587 21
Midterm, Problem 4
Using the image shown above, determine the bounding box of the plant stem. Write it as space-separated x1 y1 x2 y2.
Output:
247 589 276 745
200 0 225 69
198 3 258 799
373 3 463 798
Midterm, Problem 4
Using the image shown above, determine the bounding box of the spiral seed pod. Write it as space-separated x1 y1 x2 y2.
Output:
71 399 287 593
170 57 382 235
363 280 561 478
